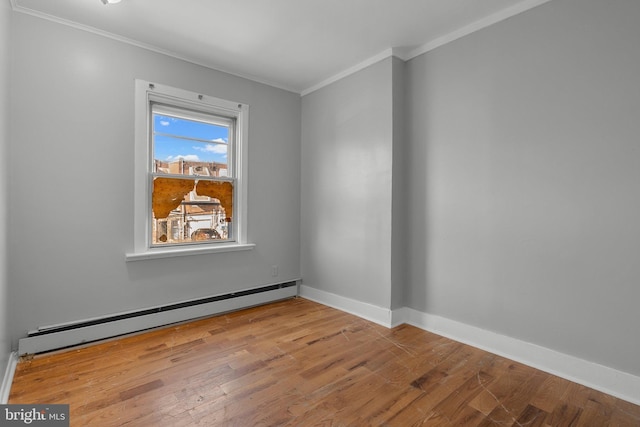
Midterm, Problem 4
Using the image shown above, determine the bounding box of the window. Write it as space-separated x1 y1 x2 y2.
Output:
151 104 234 245
128 80 253 260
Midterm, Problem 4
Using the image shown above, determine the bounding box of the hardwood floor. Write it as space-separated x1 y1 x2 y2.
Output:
9 298 640 426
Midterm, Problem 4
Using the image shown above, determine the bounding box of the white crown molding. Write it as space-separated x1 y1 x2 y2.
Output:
401 0 555 61
299 0 555 95
300 0 551 96
300 48 398 97
9 1 300 94
11 0 554 96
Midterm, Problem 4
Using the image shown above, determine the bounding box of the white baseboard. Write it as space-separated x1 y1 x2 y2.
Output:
395 307 640 406
299 285 393 327
295 288 640 406
1 352 18 404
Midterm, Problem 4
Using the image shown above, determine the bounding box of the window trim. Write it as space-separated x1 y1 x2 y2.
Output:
127 80 253 261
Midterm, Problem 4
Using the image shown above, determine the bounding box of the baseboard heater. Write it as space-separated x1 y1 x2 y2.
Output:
18 281 298 355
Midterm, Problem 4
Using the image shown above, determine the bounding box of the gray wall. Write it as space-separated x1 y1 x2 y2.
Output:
301 58 396 309
7 13 301 348
405 0 640 376
0 0 10 369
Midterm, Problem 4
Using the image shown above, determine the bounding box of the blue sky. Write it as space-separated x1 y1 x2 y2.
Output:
153 114 228 164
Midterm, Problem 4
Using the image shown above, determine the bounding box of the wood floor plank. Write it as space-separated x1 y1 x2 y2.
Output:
8 297 639 426
529 374 571 413
611 398 640 426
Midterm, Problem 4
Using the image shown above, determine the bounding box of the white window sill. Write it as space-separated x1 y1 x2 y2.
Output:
125 243 255 262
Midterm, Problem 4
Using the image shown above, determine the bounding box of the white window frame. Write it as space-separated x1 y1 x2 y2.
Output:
126 80 254 261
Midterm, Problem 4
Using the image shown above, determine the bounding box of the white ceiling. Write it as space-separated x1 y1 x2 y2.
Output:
12 0 552 94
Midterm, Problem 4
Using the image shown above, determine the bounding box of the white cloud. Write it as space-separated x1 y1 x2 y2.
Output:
193 144 227 155
160 120 170 126
212 137 227 143
167 154 200 161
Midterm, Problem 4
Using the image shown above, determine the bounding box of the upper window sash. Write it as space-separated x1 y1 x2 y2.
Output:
151 104 235 179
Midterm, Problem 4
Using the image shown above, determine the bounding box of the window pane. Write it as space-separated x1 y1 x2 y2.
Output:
151 177 233 245
153 113 229 176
